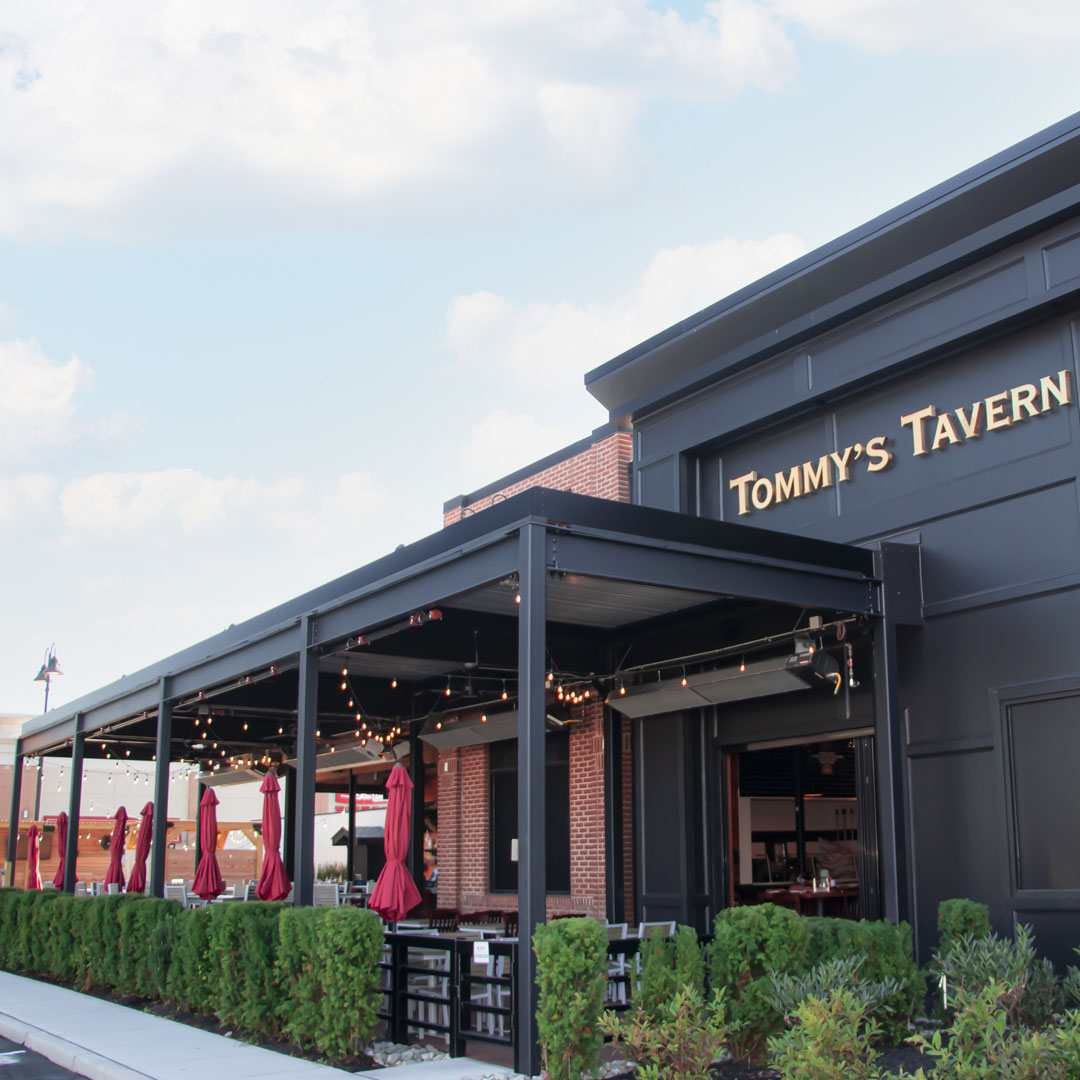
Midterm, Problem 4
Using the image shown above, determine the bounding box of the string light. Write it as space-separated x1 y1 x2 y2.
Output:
391 679 397 689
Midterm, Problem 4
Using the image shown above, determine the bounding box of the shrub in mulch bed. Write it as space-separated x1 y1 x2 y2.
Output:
0 887 384 1065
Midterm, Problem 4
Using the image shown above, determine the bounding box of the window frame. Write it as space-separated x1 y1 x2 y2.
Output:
994 673 1080 910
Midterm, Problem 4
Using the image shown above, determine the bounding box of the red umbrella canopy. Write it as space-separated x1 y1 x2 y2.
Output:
126 802 154 894
25 826 42 891
52 812 68 890
103 807 128 890
256 771 291 902
192 787 224 901
368 765 422 922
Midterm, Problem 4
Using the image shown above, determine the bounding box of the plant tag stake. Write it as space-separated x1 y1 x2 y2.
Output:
939 974 948 1010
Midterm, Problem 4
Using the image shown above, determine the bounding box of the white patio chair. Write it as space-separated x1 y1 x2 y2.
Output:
312 882 340 906
73 882 88 897
633 921 677 982
106 882 121 896
164 883 188 907
604 923 630 1005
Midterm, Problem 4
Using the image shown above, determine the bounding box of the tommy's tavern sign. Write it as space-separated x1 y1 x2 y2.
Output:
728 369 1073 517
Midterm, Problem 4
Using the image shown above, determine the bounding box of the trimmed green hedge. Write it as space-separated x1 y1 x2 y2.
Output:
534 916 608 1080
805 916 924 1043
0 889 383 1061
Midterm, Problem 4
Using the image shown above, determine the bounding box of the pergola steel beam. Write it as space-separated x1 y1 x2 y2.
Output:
166 627 301 699
515 522 547 1078
64 716 85 893
551 531 878 615
314 536 520 647
293 616 318 906
150 680 172 898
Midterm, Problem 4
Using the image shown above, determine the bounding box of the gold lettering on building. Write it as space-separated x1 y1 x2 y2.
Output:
728 369 1073 517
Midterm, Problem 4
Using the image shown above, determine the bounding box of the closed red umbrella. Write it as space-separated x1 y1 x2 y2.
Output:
192 787 224 901
52 812 68 889
25 826 42 890
368 764 422 922
255 772 290 901
126 802 154 894
103 806 128 890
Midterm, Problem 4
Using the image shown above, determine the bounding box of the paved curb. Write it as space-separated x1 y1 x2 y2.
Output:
0 1013 154 1080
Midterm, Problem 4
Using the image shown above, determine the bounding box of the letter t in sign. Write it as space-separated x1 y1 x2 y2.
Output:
729 471 757 516
900 405 937 456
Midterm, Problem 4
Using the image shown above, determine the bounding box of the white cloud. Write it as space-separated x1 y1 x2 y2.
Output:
0 473 56 521
446 233 807 391
0 338 87 459
0 1 798 237
762 0 1080 53
458 409 586 491
59 468 297 534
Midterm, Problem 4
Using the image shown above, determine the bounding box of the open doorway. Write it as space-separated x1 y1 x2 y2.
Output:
729 735 872 918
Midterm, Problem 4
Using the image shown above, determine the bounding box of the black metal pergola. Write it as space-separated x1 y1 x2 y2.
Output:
7 488 909 1074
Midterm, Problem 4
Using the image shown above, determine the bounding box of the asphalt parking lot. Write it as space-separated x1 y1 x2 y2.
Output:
0 1037 83 1079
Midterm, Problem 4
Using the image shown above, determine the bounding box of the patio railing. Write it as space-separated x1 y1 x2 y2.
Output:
377 933 644 1057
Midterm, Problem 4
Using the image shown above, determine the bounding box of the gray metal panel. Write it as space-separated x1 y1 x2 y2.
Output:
448 574 718 628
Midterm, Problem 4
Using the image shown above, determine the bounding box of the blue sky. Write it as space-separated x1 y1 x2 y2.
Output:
3 0 1078 714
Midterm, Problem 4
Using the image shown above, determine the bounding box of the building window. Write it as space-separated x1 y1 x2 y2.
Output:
489 734 571 893
1007 690 1080 891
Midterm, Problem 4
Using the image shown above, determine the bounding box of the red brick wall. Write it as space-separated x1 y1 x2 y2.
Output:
444 429 633 526
435 708 607 918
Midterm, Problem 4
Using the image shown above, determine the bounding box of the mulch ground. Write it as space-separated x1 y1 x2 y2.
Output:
711 1045 932 1078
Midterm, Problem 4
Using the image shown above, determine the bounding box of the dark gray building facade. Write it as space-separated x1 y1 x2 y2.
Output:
587 111 1080 964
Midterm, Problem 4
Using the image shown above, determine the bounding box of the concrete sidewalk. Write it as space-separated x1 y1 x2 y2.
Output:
0 972 356 1080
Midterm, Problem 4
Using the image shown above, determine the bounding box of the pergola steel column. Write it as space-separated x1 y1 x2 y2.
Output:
5 740 23 886
515 522 547 1078
294 614 318 906
870 542 920 927
871 617 908 924
150 680 173 897
346 770 357 884
64 715 85 893
408 720 424 892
